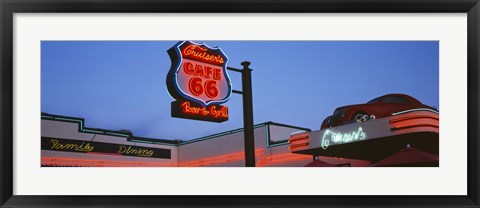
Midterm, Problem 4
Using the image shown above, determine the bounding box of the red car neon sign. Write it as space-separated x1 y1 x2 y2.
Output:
166 41 232 122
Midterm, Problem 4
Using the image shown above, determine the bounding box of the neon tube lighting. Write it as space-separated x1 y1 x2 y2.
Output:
321 127 366 150
392 108 439 115
389 115 439 123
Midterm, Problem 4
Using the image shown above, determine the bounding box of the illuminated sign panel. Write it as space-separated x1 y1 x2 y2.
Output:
167 41 232 122
41 137 171 159
321 127 367 149
170 100 229 122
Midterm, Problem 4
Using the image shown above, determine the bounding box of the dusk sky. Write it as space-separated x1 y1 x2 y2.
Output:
41 41 439 140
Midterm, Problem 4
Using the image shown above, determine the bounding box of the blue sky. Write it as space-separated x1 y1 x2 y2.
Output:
41 41 439 140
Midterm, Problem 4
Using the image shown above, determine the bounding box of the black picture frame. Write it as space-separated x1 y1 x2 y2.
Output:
1 0 479 207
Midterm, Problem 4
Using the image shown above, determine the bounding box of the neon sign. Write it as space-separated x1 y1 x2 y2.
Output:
167 41 231 122
170 101 229 122
117 145 154 157
180 101 228 118
49 139 94 152
41 137 171 159
321 127 366 149
182 45 225 65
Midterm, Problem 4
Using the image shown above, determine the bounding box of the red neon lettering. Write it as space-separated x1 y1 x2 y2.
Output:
182 45 224 64
181 102 199 114
183 62 194 74
205 66 213 78
183 45 207 55
188 77 203 96
209 105 228 118
213 68 221 80
179 45 225 101
180 101 228 119
204 80 218 98
183 62 221 80
194 64 205 77
187 78 219 98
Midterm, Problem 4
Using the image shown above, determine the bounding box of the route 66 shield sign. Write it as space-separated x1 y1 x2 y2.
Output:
166 41 232 122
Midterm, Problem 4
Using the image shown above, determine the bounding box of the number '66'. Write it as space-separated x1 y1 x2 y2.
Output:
188 78 219 98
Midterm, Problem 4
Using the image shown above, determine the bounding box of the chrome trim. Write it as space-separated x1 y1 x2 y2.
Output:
392 108 439 115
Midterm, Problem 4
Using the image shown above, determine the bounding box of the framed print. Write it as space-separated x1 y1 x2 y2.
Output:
1 0 479 207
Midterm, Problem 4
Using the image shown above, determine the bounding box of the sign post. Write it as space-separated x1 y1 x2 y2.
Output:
240 61 255 167
228 61 256 167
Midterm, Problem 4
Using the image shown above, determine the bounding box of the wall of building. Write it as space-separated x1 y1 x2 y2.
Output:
178 127 264 167
177 123 369 167
41 119 178 167
41 115 370 167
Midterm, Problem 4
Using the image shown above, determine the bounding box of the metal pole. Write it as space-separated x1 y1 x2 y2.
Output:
241 61 256 167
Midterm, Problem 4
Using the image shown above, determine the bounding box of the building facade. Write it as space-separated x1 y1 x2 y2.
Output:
41 113 370 167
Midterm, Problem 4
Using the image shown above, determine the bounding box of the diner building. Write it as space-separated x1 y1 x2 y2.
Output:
41 108 438 167
41 113 370 167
